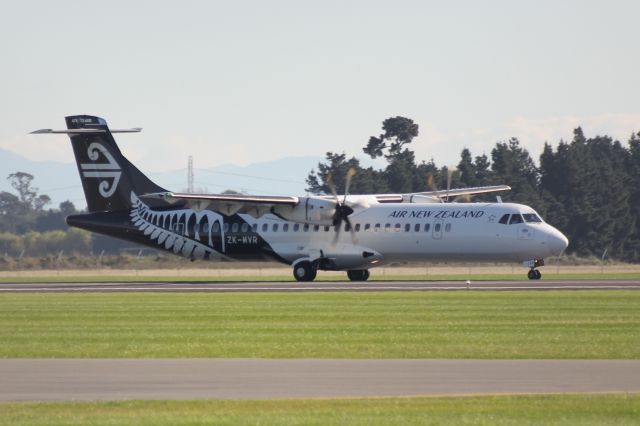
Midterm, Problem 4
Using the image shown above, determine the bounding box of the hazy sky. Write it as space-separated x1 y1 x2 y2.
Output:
1 0 638 176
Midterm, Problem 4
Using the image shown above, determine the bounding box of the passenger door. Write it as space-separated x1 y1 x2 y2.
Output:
432 220 443 240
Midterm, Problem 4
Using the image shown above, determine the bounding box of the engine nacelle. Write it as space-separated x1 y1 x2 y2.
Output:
406 194 442 203
271 196 336 226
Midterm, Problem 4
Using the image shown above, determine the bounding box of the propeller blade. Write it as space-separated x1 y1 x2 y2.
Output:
446 166 455 202
326 174 339 201
343 168 356 205
344 216 358 244
427 173 444 203
331 221 342 247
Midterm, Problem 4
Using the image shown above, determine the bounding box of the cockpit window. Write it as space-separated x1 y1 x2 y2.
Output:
509 214 524 224
523 213 542 223
498 214 510 225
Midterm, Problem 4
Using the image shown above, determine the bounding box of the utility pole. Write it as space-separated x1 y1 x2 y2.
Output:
187 155 194 193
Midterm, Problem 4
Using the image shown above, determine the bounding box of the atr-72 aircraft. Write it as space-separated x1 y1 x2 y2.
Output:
32 115 568 281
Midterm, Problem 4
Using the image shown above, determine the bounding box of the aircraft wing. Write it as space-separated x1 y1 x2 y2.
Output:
141 192 299 216
374 185 512 203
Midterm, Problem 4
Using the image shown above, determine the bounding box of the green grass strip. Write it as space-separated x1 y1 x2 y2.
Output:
0 291 638 358
1 394 639 426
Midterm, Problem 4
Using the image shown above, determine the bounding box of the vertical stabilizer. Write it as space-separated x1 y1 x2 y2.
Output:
64 115 167 212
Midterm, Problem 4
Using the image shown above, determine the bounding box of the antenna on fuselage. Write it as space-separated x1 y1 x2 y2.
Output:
496 196 503 203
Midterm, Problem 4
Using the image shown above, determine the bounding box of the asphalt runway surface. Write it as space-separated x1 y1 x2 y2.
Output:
1 279 640 292
1 359 639 401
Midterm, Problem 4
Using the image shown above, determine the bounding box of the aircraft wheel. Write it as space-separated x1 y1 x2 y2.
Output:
347 269 370 281
535 269 542 280
527 269 536 280
293 261 316 282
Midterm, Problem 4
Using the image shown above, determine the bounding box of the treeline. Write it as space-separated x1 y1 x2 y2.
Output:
307 117 640 261
0 172 113 256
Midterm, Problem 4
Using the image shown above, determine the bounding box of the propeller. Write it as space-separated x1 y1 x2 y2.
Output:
427 173 444 203
428 167 457 202
445 166 455 202
326 168 357 246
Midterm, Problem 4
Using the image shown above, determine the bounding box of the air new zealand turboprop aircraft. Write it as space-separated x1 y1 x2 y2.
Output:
32 115 568 281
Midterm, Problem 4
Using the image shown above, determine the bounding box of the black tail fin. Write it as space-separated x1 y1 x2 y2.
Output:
65 115 167 212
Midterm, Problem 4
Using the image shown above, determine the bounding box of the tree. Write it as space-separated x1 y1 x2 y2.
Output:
490 138 543 209
363 116 419 160
8 172 38 205
457 148 477 187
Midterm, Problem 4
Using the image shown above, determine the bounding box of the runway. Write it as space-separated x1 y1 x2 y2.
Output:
1 359 639 401
1 279 640 292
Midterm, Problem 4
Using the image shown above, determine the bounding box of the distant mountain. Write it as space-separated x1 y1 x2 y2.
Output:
0 148 323 210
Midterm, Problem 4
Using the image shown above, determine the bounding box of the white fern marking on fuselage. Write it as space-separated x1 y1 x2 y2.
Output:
129 192 228 260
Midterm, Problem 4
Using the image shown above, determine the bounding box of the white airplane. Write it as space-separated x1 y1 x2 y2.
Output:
32 115 568 281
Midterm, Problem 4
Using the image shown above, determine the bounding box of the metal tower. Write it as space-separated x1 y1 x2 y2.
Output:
187 155 194 193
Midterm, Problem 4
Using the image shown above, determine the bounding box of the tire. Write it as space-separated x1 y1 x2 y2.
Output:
527 269 536 280
347 269 370 281
293 261 316 282
535 269 542 280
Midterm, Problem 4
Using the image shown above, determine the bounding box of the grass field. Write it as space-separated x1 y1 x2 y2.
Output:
2 272 640 283
0 291 638 358
1 394 639 425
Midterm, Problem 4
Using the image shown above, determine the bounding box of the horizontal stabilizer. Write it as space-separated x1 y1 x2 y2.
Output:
31 128 142 134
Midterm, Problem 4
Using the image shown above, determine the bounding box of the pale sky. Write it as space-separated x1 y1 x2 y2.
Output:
1 0 638 174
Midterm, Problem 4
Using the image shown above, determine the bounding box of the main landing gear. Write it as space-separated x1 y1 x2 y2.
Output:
293 261 317 282
347 269 370 281
292 262 371 282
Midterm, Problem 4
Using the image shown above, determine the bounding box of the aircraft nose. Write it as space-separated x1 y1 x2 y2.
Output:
547 228 569 255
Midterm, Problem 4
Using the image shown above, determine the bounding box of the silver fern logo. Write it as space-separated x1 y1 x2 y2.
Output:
80 142 122 198
129 192 228 260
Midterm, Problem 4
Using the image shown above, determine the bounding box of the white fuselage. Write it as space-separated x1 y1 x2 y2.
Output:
239 201 569 269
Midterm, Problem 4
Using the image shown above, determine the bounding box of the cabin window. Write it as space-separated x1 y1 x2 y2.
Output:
272 224 279 232
283 223 289 232
303 224 309 232
324 226 330 232
193 223 200 234
293 223 300 232
434 223 441 232
509 214 524 224
414 223 420 232
343 223 349 232
202 222 210 233
499 214 510 225
445 223 452 232
231 223 239 233
385 223 391 232
212 222 220 233
251 223 257 232
223 223 229 233
405 223 411 232
424 223 430 232
523 213 542 223
364 223 371 231
355 223 361 232
314 225 320 232
394 223 401 232
261 223 268 232
240 223 248 233
374 223 381 232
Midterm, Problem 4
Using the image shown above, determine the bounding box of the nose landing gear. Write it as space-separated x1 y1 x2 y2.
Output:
527 269 542 280
523 258 544 280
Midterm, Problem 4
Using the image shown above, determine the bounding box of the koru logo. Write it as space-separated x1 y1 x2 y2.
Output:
79 143 122 198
